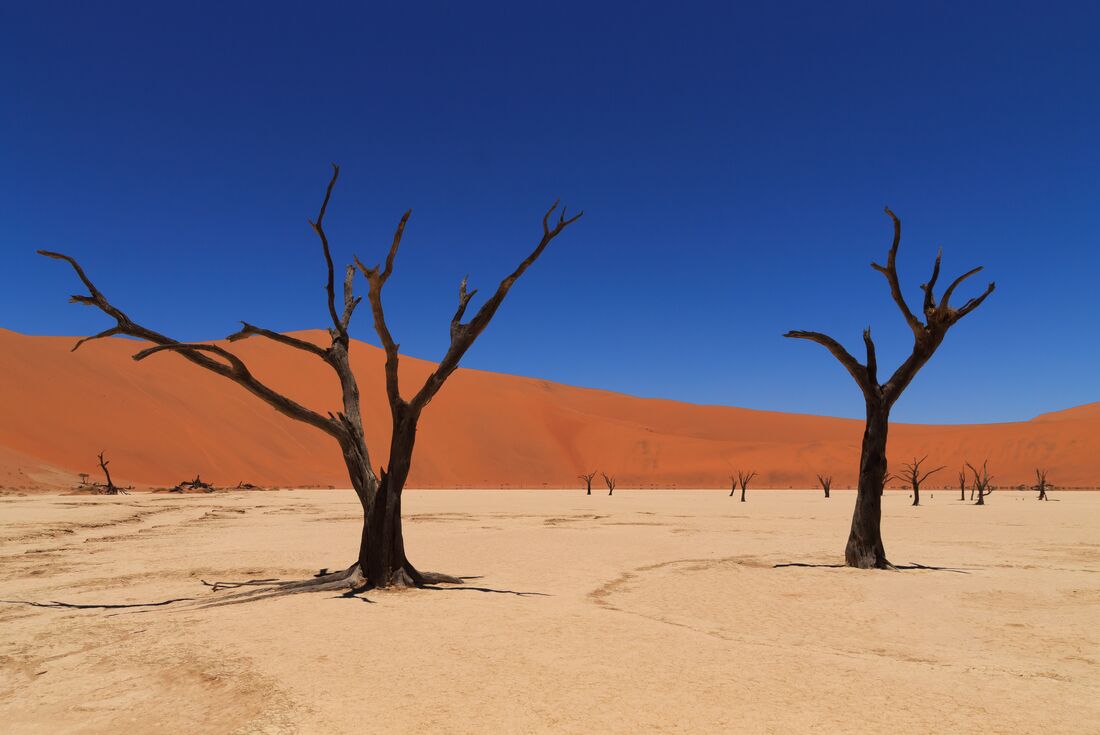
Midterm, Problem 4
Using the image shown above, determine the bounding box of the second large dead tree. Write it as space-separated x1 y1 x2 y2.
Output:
41 165 581 591
897 456 945 507
785 208 994 568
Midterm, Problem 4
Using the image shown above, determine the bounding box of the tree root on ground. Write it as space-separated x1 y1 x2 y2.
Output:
1 564 467 613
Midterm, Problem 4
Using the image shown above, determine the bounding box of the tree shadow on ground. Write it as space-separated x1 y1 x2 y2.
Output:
773 562 970 574
0 571 548 613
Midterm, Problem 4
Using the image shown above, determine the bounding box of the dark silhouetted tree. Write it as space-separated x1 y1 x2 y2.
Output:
95 451 128 495
958 468 967 501
817 474 832 498
736 470 757 502
579 472 597 496
785 208 994 568
967 461 994 506
1033 469 1050 501
898 456 945 507
41 165 581 590
602 473 616 496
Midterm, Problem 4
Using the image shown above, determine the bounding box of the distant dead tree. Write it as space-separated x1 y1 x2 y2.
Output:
728 475 737 497
171 474 215 493
41 164 581 591
579 471 597 496
785 208 994 568
817 474 832 498
958 468 967 500
1032 469 1050 501
602 473 616 496
235 481 262 491
78 472 90 486
95 452 128 495
735 470 757 502
898 456 945 507
967 461 994 505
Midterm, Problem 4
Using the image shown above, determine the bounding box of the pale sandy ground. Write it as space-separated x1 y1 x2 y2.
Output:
1 489 1097 734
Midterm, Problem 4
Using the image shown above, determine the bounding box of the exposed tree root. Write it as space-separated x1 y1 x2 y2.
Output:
0 597 195 610
774 561 969 574
1 563 469 614
192 563 465 608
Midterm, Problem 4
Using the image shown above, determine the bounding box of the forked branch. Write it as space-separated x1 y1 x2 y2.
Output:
355 200 583 414
36 168 370 441
786 207 995 407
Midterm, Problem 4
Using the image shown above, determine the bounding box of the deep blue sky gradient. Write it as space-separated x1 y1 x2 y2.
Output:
2 2 1097 422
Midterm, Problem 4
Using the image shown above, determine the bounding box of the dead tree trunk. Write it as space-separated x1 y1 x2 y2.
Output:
967 461 994 506
899 455 945 507
737 470 757 502
817 474 832 498
729 475 737 497
579 472 597 495
786 207 995 568
602 473 616 496
96 452 127 495
958 469 967 500
1033 469 1050 501
41 165 581 591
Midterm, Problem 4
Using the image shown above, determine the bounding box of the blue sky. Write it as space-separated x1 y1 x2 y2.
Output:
2 2 1097 423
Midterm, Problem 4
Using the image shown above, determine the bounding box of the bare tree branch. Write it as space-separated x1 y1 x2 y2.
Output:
340 264 361 329
784 330 870 392
38 251 341 440
450 275 477 341
71 326 124 352
226 322 328 359
870 207 923 335
409 201 582 411
356 210 413 410
863 327 878 387
939 265 983 309
309 164 343 337
921 248 942 317
954 282 996 320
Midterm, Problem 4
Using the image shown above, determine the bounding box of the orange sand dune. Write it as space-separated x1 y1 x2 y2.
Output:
0 328 1096 490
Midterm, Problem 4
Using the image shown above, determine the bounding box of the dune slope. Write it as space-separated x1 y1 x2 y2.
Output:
0 328 1096 490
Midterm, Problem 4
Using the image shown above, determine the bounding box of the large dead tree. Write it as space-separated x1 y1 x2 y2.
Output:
40 165 581 591
967 461 994 506
785 208 994 568
817 474 832 498
602 473 616 496
579 472 597 496
735 470 756 502
898 456 945 507
1033 469 1050 501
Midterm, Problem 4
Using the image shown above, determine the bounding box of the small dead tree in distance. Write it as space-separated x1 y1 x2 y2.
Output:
40 165 581 591
602 473 616 496
817 474 832 498
785 208 994 568
96 451 128 495
736 470 757 502
898 455 945 507
728 475 737 497
958 468 967 501
967 461 994 506
1033 469 1050 501
579 471 597 496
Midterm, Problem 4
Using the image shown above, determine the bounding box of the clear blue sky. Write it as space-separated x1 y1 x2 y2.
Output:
2 2 1097 423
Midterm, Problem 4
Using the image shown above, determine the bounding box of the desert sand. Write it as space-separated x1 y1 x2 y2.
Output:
1 328 1098 492
1 488 1097 733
